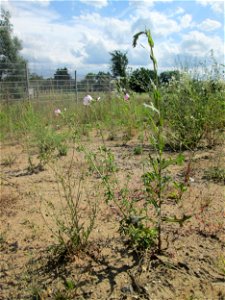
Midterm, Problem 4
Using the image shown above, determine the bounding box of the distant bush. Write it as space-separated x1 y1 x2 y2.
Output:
129 68 156 93
159 70 181 84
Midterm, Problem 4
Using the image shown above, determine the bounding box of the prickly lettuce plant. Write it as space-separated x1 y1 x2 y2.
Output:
133 29 191 253
85 29 191 254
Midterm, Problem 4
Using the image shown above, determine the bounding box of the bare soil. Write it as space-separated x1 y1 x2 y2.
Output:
0 134 224 300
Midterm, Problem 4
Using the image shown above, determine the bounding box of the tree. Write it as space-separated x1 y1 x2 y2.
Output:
129 68 156 93
95 71 111 91
78 72 112 92
29 73 43 81
54 67 71 88
80 72 97 92
0 8 26 81
54 67 71 81
110 50 128 78
159 70 181 84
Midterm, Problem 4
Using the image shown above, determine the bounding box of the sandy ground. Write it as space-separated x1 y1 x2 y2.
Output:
0 133 224 300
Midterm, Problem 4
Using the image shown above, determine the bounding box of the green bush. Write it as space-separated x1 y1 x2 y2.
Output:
161 73 224 149
159 70 181 84
129 68 156 93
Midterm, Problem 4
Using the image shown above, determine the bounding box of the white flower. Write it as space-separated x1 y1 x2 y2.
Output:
83 95 93 106
54 108 61 116
97 96 101 101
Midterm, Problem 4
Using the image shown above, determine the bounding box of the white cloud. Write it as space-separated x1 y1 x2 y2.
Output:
179 14 193 29
196 0 224 14
181 30 224 59
1 0 51 8
129 0 173 4
83 40 110 64
7 5 130 72
74 12 131 44
6 5 84 68
129 0 155 8
175 7 185 15
198 18 222 31
131 10 180 37
1 0 224 75
151 11 180 36
80 0 108 9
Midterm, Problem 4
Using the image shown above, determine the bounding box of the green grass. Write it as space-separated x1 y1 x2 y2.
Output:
0 76 224 150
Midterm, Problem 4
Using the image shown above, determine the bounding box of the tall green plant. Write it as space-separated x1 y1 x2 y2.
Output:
41 131 98 259
84 29 191 254
133 29 191 252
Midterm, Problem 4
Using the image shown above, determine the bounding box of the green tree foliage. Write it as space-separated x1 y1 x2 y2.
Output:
78 72 96 92
0 8 26 81
54 67 71 89
78 71 112 92
96 71 111 91
129 67 156 93
159 70 181 84
29 73 43 81
110 50 128 78
54 67 71 81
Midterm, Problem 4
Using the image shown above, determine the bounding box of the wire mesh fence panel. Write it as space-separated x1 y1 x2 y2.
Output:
0 63 116 103
0 63 28 101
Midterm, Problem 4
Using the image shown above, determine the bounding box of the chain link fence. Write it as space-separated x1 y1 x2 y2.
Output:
0 63 116 103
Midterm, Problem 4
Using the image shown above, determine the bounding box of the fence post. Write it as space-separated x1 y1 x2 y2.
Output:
74 70 78 104
25 63 30 100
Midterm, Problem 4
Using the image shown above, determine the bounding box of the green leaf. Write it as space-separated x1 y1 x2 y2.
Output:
65 279 76 290
176 153 185 165
147 198 159 209
132 31 145 47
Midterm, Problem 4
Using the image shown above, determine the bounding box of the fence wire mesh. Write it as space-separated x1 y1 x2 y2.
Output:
0 63 116 103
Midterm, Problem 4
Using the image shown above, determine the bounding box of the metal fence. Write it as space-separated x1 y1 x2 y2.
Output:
0 63 116 102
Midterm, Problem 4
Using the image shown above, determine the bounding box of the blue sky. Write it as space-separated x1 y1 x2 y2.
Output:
1 0 224 77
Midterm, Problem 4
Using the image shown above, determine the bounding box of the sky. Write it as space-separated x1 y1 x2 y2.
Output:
0 0 224 77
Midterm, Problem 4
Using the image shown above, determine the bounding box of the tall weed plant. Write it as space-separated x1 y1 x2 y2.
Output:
87 29 192 254
41 126 98 259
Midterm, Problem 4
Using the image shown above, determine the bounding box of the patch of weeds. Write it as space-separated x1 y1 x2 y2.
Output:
57 143 68 157
133 145 143 155
41 143 98 261
120 216 157 250
161 56 224 150
17 103 68 172
88 29 193 254
203 167 225 183
30 285 42 300
85 146 117 176
38 130 68 166
79 124 91 138
122 126 133 145
53 291 68 300
1 154 16 167
64 278 77 290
